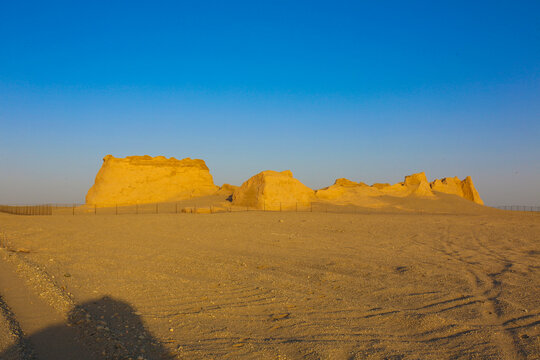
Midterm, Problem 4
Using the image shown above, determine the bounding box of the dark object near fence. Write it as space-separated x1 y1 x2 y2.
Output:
0 205 52 215
496 205 540 212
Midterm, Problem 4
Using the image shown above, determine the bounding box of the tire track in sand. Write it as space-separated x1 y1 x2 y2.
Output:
440 226 527 359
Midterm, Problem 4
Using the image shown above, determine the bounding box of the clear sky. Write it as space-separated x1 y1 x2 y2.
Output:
1 1 539 206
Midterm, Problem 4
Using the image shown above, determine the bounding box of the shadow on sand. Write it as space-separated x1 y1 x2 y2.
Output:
1 296 173 360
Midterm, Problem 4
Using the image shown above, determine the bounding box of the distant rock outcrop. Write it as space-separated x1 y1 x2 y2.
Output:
315 171 484 207
430 176 483 205
316 172 435 204
403 172 435 197
86 155 218 206
333 178 368 187
315 178 383 207
232 170 315 210
217 183 239 195
372 183 390 189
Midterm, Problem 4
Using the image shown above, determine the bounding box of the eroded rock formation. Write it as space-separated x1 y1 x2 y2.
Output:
403 172 435 197
85 155 484 209
217 183 239 195
316 172 483 205
430 176 483 205
232 170 315 210
86 155 218 206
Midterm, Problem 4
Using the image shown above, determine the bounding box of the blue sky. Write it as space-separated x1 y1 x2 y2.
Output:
1 1 539 205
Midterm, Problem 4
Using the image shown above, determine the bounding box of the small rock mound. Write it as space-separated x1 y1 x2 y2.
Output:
217 183 239 195
334 178 367 187
372 183 390 189
403 172 435 197
316 178 377 202
232 170 315 210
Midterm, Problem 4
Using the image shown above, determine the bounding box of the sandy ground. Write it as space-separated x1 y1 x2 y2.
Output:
0 303 19 360
0 205 539 359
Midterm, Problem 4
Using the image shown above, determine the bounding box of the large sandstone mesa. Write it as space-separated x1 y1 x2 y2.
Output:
430 176 483 205
86 155 218 206
232 170 315 210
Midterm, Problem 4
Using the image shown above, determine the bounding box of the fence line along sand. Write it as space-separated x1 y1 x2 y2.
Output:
495 205 540 212
0 202 375 216
1 203 539 216
0 205 52 216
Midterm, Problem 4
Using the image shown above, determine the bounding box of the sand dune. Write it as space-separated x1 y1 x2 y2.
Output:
0 204 538 359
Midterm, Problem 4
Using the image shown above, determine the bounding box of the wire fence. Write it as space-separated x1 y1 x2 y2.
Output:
495 205 540 212
1 203 539 216
0 205 53 215
0 201 387 216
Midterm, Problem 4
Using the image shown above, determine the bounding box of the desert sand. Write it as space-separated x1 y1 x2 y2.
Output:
0 202 539 359
0 156 537 358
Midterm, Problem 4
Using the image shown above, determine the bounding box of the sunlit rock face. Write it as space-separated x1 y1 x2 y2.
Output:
217 183 239 195
316 172 435 202
403 172 435 197
316 178 379 202
333 178 368 187
86 155 218 206
232 170 315 210
315 172 484 205
430 176 484 205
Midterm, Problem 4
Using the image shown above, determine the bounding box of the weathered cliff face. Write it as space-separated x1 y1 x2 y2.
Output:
430 176 484 205
86 155 218 206
232 170 315 210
